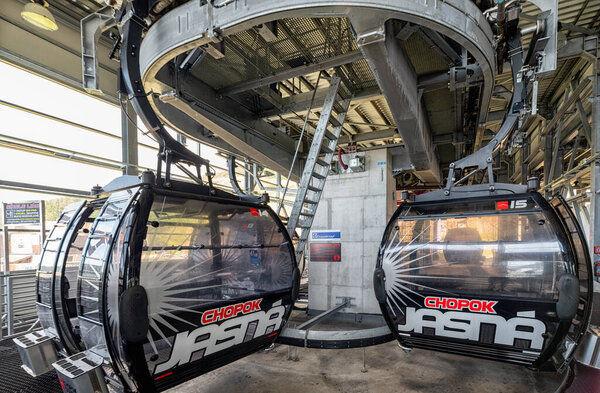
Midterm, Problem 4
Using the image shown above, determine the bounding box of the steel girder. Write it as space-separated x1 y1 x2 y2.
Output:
353 20 441 183
139 0 495 182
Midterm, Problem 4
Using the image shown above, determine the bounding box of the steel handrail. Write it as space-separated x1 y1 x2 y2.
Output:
0 269 38 339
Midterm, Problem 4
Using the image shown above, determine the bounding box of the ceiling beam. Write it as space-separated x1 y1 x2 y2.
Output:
261 65 479 119
354 20 441 183
543 77 592 136
338 128 400 145
155 66 302 181
419 28 461 65
262 86 381 119
218 50 363 96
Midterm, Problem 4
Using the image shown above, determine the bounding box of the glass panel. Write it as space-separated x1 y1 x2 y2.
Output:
37 207 78 308
54 204 99 353
552 201 591 298
78 189 136 360
141 195 294 310
105 209 136 390
37 303 57 338
382 208 568 300
37 274 53 305
63 211 98 300
38 212 73 273
0 62 120 136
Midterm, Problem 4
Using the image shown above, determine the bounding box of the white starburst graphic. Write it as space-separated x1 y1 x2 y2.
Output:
381 224 457 317
139 249 229 354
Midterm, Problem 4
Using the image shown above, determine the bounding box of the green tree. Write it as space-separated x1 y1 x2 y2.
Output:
44 197 86 222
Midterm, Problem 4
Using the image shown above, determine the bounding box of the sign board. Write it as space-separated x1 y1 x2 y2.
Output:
3 202 42 225
309 243 341 262
309 230 341 262
311 230 341 241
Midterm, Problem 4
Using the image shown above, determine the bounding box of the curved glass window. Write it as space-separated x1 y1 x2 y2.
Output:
37 203 81 338
53 203 101 353
381 199 568 300
140 195 294 310
78 190 137 358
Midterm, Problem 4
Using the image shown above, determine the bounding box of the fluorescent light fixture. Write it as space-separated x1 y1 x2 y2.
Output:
21 1 58 32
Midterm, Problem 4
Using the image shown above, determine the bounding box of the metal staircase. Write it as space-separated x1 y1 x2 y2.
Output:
287 75 352 263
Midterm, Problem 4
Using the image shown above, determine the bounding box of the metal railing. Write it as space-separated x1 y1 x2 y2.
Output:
1 269 39 340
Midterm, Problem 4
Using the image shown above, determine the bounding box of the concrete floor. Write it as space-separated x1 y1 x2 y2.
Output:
168 341 565 393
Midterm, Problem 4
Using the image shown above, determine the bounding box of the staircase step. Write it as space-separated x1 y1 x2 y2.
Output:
320 145 334 154
304 198 319 204
315 158 329 167
323 129 337 140
311 171 326 180
299 211 314 217
307 185 322 192
328 116 342 128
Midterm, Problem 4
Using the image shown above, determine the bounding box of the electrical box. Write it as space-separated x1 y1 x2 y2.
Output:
14 330 59 377
53 351 109 393
348 156 365 172
334 151 365 174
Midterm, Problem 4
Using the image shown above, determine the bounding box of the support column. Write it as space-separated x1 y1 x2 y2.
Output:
121 96 139 175
521 136 529 185
590 38 600 282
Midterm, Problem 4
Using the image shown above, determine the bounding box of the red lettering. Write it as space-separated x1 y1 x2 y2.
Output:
481 300 497 314
425 297 437 308
214 307 225 321
234 304 244 317
422 296 497 314
201 310 215 324
201 298 265 325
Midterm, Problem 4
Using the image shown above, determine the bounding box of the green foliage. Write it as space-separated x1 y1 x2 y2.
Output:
44 197 85 222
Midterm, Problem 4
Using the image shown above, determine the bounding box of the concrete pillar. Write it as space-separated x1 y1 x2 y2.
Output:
308 149 396 314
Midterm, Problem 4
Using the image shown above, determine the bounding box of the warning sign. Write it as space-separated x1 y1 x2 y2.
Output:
310 243 341 262
3 202 41 225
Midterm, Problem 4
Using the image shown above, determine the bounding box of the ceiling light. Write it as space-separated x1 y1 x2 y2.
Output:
21 1 58 32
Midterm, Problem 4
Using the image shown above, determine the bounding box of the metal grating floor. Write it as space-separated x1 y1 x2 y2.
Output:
0 339 63 393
